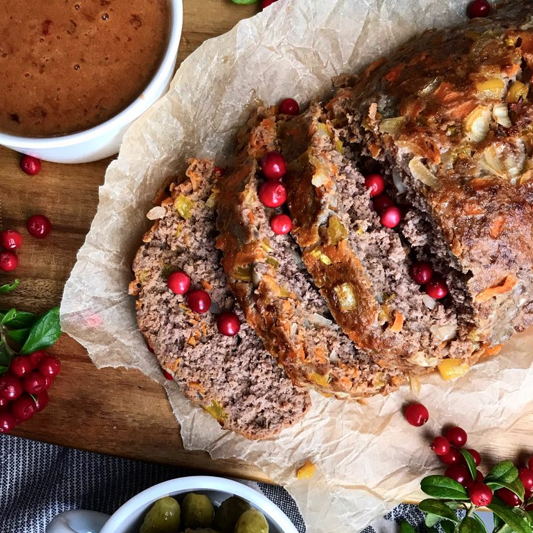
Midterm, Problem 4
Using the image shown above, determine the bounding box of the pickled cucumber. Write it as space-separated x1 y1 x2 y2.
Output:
140 496 181 533
181 493 214 529
234 509 269 533
214 496 251 533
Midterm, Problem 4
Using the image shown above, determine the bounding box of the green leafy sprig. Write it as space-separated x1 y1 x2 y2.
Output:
0 280 19 294
0 307 61 374
407 456 533 533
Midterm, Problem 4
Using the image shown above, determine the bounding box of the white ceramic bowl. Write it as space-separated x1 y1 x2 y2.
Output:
0 0 183 164
45 476 299 533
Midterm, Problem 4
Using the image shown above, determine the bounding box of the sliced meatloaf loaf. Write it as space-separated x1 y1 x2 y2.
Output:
216 110 409 399
273 103 478 371
129 159 310 439
326 1 533 353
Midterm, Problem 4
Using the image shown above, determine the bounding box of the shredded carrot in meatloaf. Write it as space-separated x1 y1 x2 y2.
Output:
368 142 382 158
384 64 405 83
482 344 503 357
490 216 506 239
476 274 518 303
390 311 404 332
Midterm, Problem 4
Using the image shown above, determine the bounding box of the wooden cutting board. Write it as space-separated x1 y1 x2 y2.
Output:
2 0 271 483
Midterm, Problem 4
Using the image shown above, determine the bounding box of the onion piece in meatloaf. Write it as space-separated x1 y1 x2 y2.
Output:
326 0 533 354
216 112 409 399
130 159 310 440
274 103 479 371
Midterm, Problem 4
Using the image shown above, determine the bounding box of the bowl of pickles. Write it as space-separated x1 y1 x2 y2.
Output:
45 476 298 533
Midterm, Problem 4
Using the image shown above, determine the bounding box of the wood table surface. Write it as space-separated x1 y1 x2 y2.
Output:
1 0 272 483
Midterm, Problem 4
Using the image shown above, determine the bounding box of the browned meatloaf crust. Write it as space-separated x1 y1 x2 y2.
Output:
271 103 478 371
129 159 310 439
216 110 409 399
326 1 533 351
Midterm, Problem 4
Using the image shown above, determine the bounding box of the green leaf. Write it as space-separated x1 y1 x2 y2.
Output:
461 449 478 480
231 0 259 4
459 516 486 533
471 513 489 533
421 476 470 500
1 308 17 326
487 476 525 501
0 365 8 374
7 328 30 345
400 522 416 533
488 501 531 533
441 520 456 533
498 525 515 533
419 500 460 523
444 501 460 510
494 514 503 529
486 461 519 484
0 339 12 366
424 514 441 527
20 307 61 355
0 310 37 329
0 279 19 294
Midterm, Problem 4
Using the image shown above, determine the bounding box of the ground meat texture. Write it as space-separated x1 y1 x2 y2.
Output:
217 109 408 399
273 104 477 371
326 1 533 354
130 159 310 440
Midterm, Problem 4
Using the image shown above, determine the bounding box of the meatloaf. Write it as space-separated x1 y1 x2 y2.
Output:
216 109 409 398
273 103 478 371
326 1 533 352
129 159 310 439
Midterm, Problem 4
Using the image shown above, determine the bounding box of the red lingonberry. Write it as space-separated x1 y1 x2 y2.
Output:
431 436 450 456
467 449 481 466
519 468 533 491
467 0 490 18
9 356 34 378
444 426 468 447
441 448 462 466
404 403 429 427
469 483 493 506
167 271 191 295
497 488 521 507
279 98 300 116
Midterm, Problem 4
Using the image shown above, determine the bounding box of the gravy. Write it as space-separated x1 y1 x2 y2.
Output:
0 0 169 137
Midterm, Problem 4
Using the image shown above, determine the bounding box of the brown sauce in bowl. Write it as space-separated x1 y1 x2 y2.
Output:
0 0 169 137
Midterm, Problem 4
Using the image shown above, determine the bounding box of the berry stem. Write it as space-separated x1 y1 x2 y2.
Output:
0 323 15 362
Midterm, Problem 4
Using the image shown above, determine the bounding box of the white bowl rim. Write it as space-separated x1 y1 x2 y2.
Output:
0 0 183 150
100 476 299 533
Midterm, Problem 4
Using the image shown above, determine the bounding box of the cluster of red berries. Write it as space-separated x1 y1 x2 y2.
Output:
0 350 60 433
364 173 403 229
0 215 52 273
409 261 449 300
405 402 533 508
167 271 240 337
258 98 300 236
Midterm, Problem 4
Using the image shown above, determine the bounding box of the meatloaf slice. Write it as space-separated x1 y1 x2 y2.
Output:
326 1 533 355
216 110 409 399
130 159 310 440
275 104 478 371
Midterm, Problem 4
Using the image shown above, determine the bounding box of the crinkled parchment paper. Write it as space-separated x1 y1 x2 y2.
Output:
60 1 533 531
